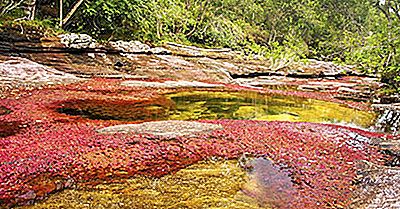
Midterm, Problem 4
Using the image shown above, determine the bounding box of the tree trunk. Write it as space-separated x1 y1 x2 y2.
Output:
62 0 84 26
28 0 36 20
59 0 63 27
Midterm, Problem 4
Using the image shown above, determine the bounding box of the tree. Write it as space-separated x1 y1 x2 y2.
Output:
0 0 37 20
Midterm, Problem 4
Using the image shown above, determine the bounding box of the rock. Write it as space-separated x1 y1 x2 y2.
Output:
18 190 36 200
97 120 223 137
380 93 400 104
58 33 97 49
121 80 224 88
351 161 400 209
165 42 232 57
291 59 357 76
149 47 171 55
0 56 82 89
337 87 360 93
110 40 150 53
372 103 400 110
372 103 400 135
109 41 172 55
297 84 326 92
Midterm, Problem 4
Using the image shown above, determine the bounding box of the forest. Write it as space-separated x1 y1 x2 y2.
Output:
1 0 399 92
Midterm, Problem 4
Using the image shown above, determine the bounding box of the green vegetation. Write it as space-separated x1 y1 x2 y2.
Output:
1 0 399 91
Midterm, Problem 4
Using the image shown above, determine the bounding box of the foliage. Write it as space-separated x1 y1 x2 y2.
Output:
0 0 399 91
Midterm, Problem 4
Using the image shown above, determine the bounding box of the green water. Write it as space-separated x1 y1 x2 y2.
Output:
166 91 376 128
56 90 376 128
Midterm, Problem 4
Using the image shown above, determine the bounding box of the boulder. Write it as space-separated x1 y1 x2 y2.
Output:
59 33 97 49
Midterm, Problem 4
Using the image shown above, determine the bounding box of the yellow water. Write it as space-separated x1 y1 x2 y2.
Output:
22 160 271 209
56 90 376 129
166 91 376 128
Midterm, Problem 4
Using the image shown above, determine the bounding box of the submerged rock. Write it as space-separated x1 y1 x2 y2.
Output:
19 160 266 209
241 157 296 208
97 120 223 137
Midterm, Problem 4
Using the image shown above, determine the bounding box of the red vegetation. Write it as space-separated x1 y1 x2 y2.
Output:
0 79 390 208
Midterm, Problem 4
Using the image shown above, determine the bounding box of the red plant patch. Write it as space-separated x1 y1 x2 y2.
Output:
0 79 391 208
0 106 11 116
0 120 389 208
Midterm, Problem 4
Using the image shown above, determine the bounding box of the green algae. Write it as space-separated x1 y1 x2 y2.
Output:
21 160 270 209
166 91 377 128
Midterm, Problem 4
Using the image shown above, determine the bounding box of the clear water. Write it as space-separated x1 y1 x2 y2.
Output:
56 90 377 129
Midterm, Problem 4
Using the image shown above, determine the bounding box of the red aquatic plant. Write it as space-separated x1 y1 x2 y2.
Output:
0 79 391 208
0 119 388 208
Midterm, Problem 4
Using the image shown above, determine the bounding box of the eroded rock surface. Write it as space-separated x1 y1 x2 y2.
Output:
59 33 97 49
372 103 400 135
351 162 400 209
121 80 223 88
97 120 224 137
0 56 82 91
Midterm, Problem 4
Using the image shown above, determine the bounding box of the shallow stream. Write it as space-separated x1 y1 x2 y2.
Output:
57 90 377 129
18 90 386 208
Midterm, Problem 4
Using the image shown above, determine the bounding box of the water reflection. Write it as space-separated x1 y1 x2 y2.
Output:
167 91 376 128
241 157 295 209
56 98 173 121
54 91 377 129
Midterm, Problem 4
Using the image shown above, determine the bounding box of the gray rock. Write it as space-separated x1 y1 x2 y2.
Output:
97 120 223 137
110 40 150 53
59 33 97 49
149 47 171 55
372 103 400 135
350 161 400 209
